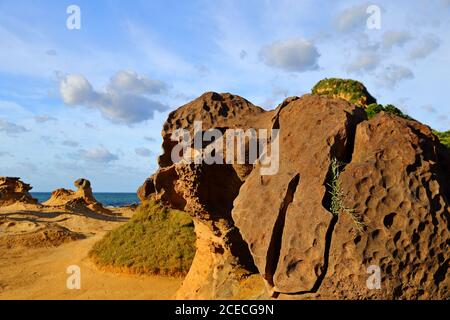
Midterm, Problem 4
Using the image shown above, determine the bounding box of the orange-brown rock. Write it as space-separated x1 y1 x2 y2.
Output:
315 113 450 299
144 92 268 299
137 177 155 202
0 177 38 206
44 178 111 215
232 95 366 294
139 88 450 299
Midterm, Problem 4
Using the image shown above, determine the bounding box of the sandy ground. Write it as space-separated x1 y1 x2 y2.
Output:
0 204 183 300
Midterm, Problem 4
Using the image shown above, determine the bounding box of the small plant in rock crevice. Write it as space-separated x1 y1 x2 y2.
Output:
328 158 366 232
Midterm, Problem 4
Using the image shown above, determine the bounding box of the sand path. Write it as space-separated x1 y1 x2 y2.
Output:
0 206 183 300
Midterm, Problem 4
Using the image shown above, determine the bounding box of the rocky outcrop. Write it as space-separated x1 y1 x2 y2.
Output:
0 218 84 248
140 92 268 299
232 95 366 294
44 178 111 215
316 113 450 299
137 177 155 202
0 177 38 206
139 80 450 299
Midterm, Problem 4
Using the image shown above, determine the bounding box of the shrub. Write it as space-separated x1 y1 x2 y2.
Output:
311 78 377 106
89 200 196 276
365 103 412 120
433 130 450 149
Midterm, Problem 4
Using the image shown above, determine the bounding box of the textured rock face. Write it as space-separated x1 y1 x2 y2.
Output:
232 95 366 294
0 177 38 206
142 92 269 299
317 113 450 299
140 89 450 299
137 177 155 202
44 178 111 214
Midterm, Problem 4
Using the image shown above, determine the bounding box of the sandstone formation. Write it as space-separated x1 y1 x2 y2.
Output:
0 218 84 248
137 177 155 202
44 178 111 215
0 177 38 207
139 79 449 299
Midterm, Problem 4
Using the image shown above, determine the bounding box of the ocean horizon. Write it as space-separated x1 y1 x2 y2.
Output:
32 192 140 207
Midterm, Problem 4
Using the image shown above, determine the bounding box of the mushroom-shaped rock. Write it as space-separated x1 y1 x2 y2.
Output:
43 178 111 215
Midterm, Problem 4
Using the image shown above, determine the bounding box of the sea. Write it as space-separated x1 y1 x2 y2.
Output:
31 192 140 207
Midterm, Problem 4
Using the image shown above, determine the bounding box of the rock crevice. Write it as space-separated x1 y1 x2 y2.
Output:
139 83 450 299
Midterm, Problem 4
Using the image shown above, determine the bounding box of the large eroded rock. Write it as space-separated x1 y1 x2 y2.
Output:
140 92 270 299
316 113 450 299
139 87 450 299
232 95 366 293
0 177 38 206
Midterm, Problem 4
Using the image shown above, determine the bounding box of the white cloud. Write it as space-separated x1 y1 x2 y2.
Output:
347 52 380 73
144 136 156 142
259 38 320 72
62 140 79 148
409 36 440 60
76 147 119 163
0 100 31 118
421 105 437 113
334 4 369 33
378 65 414 87
382 31 412 49
34 115 57 123
60 74 96 105
59 71 169 125
135 147 153 157
46 49 57 56
109 70 167 94
0 118 28 135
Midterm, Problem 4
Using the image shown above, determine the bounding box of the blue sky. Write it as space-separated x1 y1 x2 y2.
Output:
0 0 449 192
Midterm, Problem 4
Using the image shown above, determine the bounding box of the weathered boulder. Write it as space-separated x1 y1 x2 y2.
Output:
232 95 366 294
143 92 269 299
139 81 450 299
137 177 155 202
316 113 450 299
0 177 38 206
43 178 111 215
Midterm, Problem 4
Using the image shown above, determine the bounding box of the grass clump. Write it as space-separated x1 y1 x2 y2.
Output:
433 130 450 150
328 158 366 232
365 103 412 120
89 200 196 276
312 78 377 106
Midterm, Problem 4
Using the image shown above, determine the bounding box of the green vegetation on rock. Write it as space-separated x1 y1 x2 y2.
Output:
328 158 365 232
89 200 196 276
365 103 412 120
311 78 377 106
433 130 450 149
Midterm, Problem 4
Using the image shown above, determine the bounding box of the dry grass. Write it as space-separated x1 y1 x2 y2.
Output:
328 158 366 232
89 200 196 277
